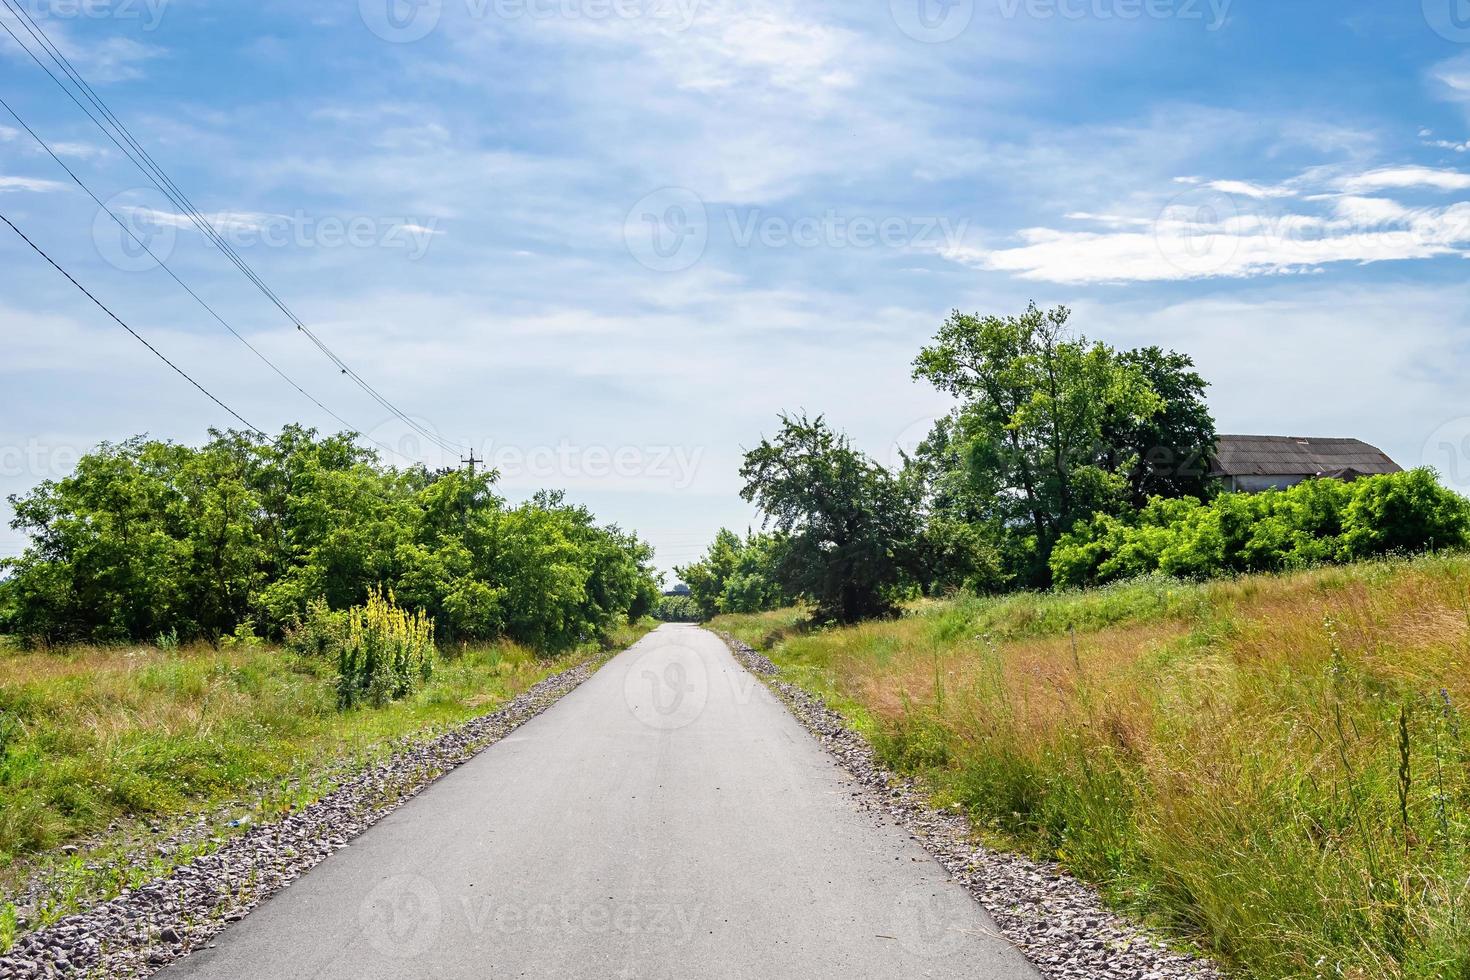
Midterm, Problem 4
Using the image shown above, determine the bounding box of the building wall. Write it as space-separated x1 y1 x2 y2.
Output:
1228 474 1310 493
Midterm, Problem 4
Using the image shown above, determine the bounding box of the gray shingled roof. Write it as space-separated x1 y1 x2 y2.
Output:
1210 435 1402 478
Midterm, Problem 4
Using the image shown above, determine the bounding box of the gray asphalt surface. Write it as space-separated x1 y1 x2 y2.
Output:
162 625 1041 979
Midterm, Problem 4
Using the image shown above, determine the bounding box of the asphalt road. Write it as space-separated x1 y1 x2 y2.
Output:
162 625 1040 980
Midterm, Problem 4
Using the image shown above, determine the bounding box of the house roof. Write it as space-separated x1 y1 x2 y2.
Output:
1210 435 1402 478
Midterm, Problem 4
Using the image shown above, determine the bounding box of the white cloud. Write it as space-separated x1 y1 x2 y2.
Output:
1339 165 1470 192
1431 53 1470 105
1062 211 1153 228
0 16 163 83
1419 127 1469 153
949 206 1470 285
1331 195 1412 224
50 141 106 160
0 175 67 193
942 161 1470 283
121 205 281 234
1205 179 1296 199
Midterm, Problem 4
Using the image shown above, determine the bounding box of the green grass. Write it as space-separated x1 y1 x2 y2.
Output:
713 555 1470 980
0 619 653 947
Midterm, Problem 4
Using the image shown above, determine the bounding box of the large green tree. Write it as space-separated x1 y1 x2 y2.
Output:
740 413 920 623
912 303 1211 585
1104 346 1217 508
1 427 658 648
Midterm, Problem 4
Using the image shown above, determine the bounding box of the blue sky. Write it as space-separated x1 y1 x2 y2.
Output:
2 0 1470 577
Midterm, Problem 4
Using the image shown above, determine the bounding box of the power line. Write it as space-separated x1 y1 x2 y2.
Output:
0 95 426 468
1 210 265 435
0 0 465 457
0 0 467 458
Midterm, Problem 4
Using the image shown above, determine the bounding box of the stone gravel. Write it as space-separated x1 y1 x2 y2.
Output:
0 660 599 980
719 631 1224 980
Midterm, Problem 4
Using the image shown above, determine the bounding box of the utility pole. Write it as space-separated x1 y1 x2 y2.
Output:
461 451 483 475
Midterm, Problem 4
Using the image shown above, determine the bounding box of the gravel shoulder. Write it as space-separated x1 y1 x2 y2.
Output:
0 659 602 980
716 631 1224 980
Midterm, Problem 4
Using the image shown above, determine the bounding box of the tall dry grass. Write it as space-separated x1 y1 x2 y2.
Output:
714 556 1470 979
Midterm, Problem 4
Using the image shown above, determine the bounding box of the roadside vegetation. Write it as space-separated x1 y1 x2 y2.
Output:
713 554 1470 979
680 303 1468 621
651 592 702 622
688 300 1470 978
0 618 650 949
0 426 659 648
0 425 662 947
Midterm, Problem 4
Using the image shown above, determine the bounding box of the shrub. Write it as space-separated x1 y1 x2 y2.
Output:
1052 469 1470 587
335 589 436 709
283 598 348 657
2 427 658 648
1341 468 1470 558
676 529 792 619
653 594 701 622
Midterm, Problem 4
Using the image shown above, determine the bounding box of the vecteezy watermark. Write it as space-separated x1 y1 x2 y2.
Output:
624 188 970 273
1424 0 1470 42
1153 185 1244 277
486 441 705 490
0 439 84 480
362 416 462 471
461 896 704 941
359 0 701 43
623 187 708 274
92 192 443 271
889 0 975 42
13 0 170 30
189 211 440 259
892 0 1229 41
886 416 945 473
997 0 1232 30
92 189 179 272
726 209 969 252
622 640 708 730
1422 417 1470 496
358 415 705 490
892 884 973 959
358 874 444 959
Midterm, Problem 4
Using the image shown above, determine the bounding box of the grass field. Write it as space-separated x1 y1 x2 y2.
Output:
0 621 651 948
713 556 1470 980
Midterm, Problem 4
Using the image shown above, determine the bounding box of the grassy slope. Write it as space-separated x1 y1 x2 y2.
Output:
712 557 1470 980
0 621 652 946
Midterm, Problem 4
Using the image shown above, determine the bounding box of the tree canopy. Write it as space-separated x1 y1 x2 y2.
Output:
911 303 1215 586
739 413 920 623
0 427 658 648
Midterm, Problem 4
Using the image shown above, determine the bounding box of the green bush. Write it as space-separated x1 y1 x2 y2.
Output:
283 598 348 656
335 589 436 709
1 428 658 649
653 593 701 622
676 528 793 619
1051 469 1470 587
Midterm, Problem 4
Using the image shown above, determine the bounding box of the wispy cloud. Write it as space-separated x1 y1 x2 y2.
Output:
50 141 106 160
1431 53 1470 105
1338 165 1470 192
0 174 68 193
1205 179 1297 199
944 162 1470 283
0 15 163 83
1421 128 1470 153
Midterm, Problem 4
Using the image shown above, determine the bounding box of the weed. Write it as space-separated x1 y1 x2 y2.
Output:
713 553 1470 979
